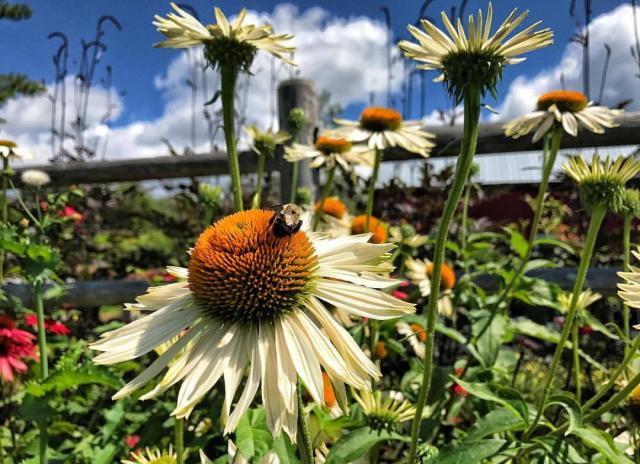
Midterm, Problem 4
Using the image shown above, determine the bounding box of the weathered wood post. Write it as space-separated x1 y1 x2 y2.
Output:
277 78 318 202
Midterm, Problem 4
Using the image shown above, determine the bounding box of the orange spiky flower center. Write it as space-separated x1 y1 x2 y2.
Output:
410 323 427 342
374 341 388 359
360 107 402 132
351 215 387 244
536 90 588 113
427 263 456 290
0 140 16 148
322 372 337 408
316 197 346 219
315 136 352 154
188 210 318 325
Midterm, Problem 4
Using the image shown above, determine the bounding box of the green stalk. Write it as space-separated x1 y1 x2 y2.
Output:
220 64 243 212
34 281 48 464
290 161 299 204
365 149 383 232
0 156 9 283
252 152 266 209
407 85 481 463
461 183 471 276
312 164 336 231
296 381 314 464
175 418 185 464
572 322 581 402
488 128 563 315
583 335 640 410
623 214 632 355
524 204 606 440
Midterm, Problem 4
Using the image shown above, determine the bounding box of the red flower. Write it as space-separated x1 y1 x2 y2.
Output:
579 325 593 336
0 314 37 382
392 290 409 300
39 201 49 212
452 384 468 397
48 321 70 336
163 274 177 283
124 435 141 448
60 205 84 225
24 314 37 327
454 367 465 377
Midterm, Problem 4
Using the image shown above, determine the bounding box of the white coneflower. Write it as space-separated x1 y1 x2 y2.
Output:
398 2 553 100
330 108 434 158
405 257 456 318
154 3 295 69
504 90 622 142
313 197 352 238
562 154 640 212
285 136 374 173
0 140 32 160
20 169 50 188
619 247 640 312
396 320 426 358
91 209 413 442
353 389 417 430
121 445 176 464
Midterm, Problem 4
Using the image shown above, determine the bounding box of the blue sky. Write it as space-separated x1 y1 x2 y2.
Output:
1 1 638 160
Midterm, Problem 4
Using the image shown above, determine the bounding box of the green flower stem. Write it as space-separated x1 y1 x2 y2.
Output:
220 64 243 212
583 335 640 410
623 214 632 355
296 381 314 464
252 152 266 209
0 156 9 282
312 164 336 231
407 85 481 464
365 149 383 233
524 204 606 440
460 183 471 276
572 322 581 402
290 161 299 204
488 128 563 316
175 417 185 464
582 368 640 423
34 280 48 464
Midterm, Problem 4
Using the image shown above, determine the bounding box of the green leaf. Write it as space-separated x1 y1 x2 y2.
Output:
472 311 509 368
464 408 525 442
435 321 467 344
425 439 506 463
572 426 633 464
25 364 122 397
452 379 527 422
533 436 588 463
18 394 55 422
236 408 273 461
272 434 300 464
546 393 582 436
532 237 576 254
325 426 408 464
509 229 529 258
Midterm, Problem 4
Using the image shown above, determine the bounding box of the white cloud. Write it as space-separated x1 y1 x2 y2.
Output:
495 3 640 121
0 4 402 164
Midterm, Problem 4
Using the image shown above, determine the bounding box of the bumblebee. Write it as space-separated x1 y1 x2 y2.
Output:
270 203 303 237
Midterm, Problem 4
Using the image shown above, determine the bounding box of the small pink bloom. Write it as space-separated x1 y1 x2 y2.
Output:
579 325 593 336
39 201 49 212
124 435 141 448
0 314 37 382
163 274 177 282
452 384 468 397
60 206 84 225
48 321 70 336
24 314 38 327
553 316 565 328
392 290 409 300
454 367 464 377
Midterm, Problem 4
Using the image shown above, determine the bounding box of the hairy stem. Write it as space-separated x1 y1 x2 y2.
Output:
220 64 243 212
407 85 481 463
524 205 606 440
365 149 383 232
312 164 336 231
252 153 266 209
297 381 314 464
34 281 48 464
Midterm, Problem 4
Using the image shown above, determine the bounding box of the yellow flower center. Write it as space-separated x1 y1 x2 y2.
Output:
360 107 402 132
427 263 456 290
315 136 352 154
147 457 175 464
351 215 387 244
188 210 318 325
316 197 346 219
536 90 588 113
0 139 17 148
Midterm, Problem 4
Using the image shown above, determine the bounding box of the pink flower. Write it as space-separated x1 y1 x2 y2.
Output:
579 325 593 336
0 314 37 382
452 384 468 397
553 316 565 328
124 435 141 448
48 321 70 336
60 205 84 225
24 314 37 327
392 290 409 300
39 201 49 212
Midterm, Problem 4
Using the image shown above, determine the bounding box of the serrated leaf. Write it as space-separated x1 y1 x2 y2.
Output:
325 426 408 464
425 439 506 463
236 408 273 461
18 394 55 422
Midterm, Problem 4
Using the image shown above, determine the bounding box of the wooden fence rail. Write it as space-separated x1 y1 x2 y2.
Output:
11 112 640 188
0 268 621 309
